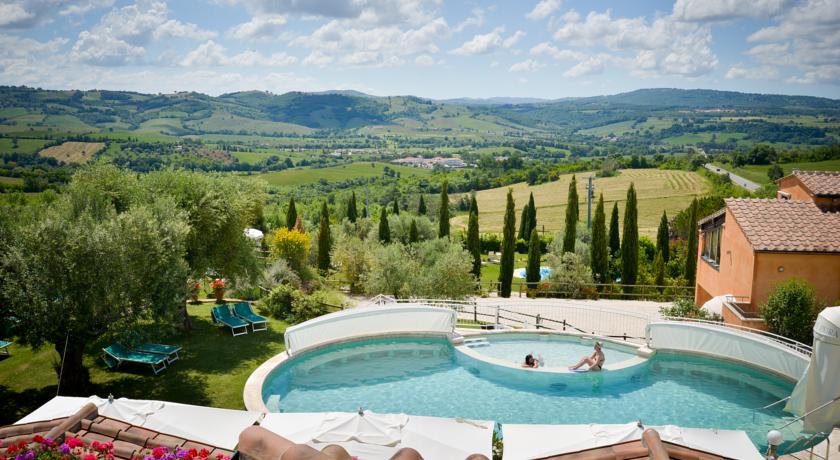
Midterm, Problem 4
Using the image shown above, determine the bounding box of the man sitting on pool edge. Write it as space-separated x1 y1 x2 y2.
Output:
522 354 540 368
568 341 605 372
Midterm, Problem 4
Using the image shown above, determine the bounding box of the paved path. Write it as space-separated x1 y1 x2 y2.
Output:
704 163 761 192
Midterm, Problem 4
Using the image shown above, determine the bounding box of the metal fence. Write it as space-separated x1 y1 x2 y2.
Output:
385 298 654 343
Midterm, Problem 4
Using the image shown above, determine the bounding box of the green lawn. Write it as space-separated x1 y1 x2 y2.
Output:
0 176 24 186
712 159 840 185
255 162 432 187
0 303 288 424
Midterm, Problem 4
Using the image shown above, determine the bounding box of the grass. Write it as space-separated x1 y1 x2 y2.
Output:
0 176 24 186
712 159 840 185
255 162 432 187
452 169 710 238
186 112 314 135
0 138 52 154
0 302 288 424
39 141 105 163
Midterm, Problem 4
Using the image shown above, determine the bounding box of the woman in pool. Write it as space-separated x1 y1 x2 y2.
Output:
522 354 540 368
569 341 605 371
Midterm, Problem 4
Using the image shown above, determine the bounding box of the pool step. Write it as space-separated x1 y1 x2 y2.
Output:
464 338 490 348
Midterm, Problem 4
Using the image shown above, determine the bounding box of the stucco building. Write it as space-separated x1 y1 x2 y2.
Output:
694 170 840 329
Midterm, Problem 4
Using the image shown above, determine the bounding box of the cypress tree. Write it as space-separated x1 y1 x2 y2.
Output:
378 207 390 243
418 194 427 215
317 202 331 273
362 204 368 219
409 219 419 243
562 175 579 253
498 189 516 298
590 193 608 283
392 198 400 215
656 211 670 262
526 228 541 293
438 181 450 239
347 192 357 223
470 194 478 215
467 209 481 278
684 198 699 285
608 202 620 257
621 183 639 290
527 192 537 239
518 205 530 240
285 196 297 230
654 252 665 288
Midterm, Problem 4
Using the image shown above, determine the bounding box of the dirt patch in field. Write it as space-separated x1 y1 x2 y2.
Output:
39 141 105 163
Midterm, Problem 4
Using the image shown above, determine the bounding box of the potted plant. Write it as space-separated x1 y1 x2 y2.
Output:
210 278 226 303
187 279 201 303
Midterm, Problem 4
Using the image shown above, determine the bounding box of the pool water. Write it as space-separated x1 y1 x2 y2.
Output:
263 337 811 452
469 334 637 367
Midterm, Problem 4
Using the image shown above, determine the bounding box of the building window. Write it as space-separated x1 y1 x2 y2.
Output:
701 225 722 268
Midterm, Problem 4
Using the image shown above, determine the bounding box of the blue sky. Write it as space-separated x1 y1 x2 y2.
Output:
0 0 837 99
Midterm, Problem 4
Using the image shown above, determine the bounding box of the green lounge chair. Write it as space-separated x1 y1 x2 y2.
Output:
0 340 11 355
102 343 167 375
211 305 249 337
132 343 182 364
233 302 268 332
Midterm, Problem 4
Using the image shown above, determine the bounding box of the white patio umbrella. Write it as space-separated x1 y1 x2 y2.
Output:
700 294 733 316
244 228 264 241
785 306 840 433
260 411 493 460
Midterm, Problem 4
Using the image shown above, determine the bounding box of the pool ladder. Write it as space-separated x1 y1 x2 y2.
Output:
464 337 490 348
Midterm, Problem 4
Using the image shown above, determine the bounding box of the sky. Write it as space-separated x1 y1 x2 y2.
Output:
0 0 838 99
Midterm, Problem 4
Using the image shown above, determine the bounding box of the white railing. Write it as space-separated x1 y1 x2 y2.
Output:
660 316 813 357
378 298 654 343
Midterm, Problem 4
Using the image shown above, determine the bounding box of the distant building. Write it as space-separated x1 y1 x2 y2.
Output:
391 156 469 169
694 171 840 330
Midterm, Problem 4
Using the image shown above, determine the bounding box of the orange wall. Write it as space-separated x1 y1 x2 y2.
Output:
778 177 812 201
694 208 756 306
752 252 840 307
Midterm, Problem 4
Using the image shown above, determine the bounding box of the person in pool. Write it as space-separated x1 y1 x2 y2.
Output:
569 341 605 371
522 354 540 368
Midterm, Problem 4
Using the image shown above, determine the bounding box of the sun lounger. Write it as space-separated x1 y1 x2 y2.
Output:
102 343 167 375
233 302 268 332
133 343 182 364
212 305 249 337
0 340 11 355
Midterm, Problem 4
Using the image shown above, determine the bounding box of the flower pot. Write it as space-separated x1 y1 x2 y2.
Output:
214 288 225 302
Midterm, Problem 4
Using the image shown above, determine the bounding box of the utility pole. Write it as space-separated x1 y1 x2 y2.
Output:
587 176 595 229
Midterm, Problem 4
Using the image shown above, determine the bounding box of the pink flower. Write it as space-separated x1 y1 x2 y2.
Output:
83 454 96 460
152 447 167 459
66 438 84 449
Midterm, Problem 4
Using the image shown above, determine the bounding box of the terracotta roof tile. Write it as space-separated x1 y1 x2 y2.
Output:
726 198 840 252
792 170 840 196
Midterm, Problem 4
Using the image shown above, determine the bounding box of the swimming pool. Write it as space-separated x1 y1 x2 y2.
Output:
261 336 814 452
466 333 638 367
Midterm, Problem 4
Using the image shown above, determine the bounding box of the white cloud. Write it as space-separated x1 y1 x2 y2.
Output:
552 9 718 77
562 56 604 77
526 0 561 21
509 59 543 72
181 40 298 67
0 3 35 26
530 42 585 61
60 0 114 16
745 0 840 83
414 54 435 66
228 14 287 40
71 0 216 65
0 34 67 58
725 65 780 79
225 0 441 27
672 0 789 22
302 50 333 67
451 27 524 56
453 7 484 33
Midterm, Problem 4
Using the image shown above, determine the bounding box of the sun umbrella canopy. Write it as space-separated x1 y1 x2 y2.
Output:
244 228 264 240
312 411 407 446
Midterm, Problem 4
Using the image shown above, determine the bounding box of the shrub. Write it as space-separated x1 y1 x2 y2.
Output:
262 258 301 290
258 284 297 319
761 278 822 344
547 252 593 298
290 289 331 324
332 236 374 293
414 242 476 299
659 297 721 321
269 227 310 272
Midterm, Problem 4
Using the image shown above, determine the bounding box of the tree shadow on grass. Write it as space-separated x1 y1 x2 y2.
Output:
0 384 58 425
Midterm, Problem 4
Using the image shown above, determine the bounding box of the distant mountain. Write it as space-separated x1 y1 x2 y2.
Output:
572 88 839 109
439 97 550 105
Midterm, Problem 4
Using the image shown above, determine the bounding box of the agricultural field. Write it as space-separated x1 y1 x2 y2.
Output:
0 176 23 186
452 169 710 238
0 138 52 154
39 141 105 163
185 112 314 135
254 161 432 187
712 159 840 185
660 132 748 145
578 117 676 137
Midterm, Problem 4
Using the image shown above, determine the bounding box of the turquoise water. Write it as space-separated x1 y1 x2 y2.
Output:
470 334 637 367
263 337 810 452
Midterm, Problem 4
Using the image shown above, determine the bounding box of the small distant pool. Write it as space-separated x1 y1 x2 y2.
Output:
513 266 552 280
262 336 815 452
466 333 637 367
